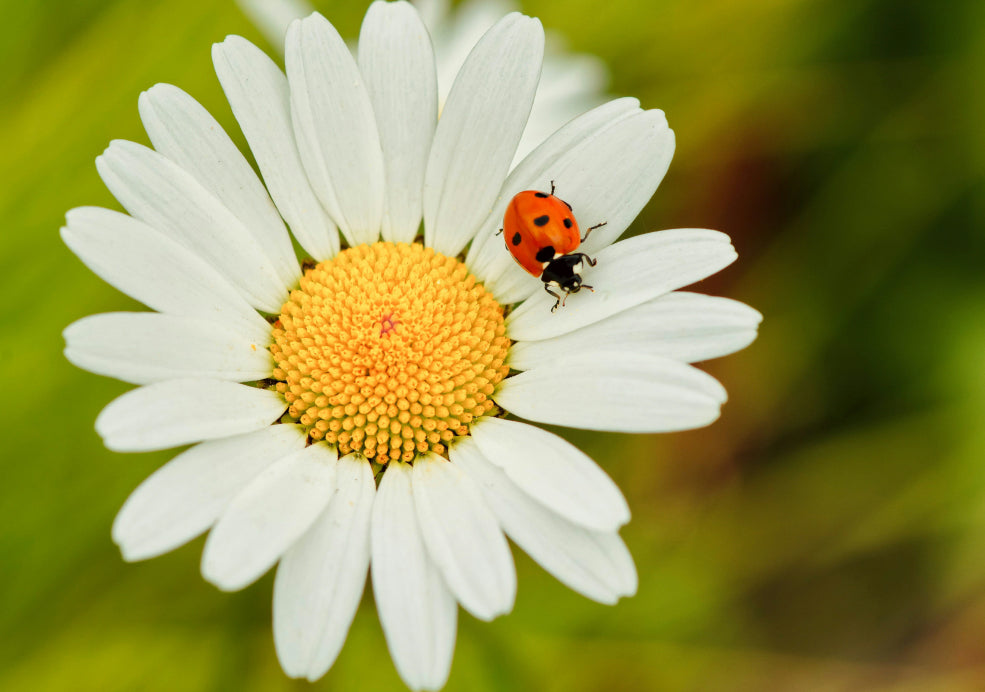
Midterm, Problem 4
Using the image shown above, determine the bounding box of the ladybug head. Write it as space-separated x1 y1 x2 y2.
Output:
558 271 584 294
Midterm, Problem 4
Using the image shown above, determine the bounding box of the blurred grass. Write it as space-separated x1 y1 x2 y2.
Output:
2 0 984 689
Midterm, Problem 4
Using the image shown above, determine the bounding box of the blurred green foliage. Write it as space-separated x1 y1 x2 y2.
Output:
1 0 983 689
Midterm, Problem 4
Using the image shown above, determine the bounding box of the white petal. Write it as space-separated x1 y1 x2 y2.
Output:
274 454 375 681
95 379 286 452
235 0 313 54
286 13 384 246
372 462 457 691
494 353 727 433
422 12 544 256
61 207 269 343
507 229 738 341
64 312 272 385
452 437 636 604
96 140 289 312
138 83 300 290
466 97 641 280
202 443 338 591
478 110 677 303
358 1 437 243
510 292 762 370
469 418 628 532
112 425 307 561
412 454 516 621
213 35 341 261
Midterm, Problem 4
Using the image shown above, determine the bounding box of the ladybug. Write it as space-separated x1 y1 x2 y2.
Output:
500 181 606 312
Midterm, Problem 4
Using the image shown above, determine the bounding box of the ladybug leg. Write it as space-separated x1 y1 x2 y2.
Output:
550 180 556 195
545 285 563 313
495 227 503 236
580 221 607 243
576 252 597 267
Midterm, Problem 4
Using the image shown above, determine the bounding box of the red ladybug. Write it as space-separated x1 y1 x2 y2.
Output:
501 182 606 312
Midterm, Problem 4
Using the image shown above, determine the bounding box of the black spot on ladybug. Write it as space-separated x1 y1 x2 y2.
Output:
511 232 522 246
563 218 573 228
534 192 549 198
533 215 550 226
535 246 555 262
562 199 572 211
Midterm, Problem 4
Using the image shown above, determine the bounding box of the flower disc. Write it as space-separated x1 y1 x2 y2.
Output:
271 242 510 463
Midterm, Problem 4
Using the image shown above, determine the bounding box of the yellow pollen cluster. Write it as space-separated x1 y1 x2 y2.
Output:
270 242 510 464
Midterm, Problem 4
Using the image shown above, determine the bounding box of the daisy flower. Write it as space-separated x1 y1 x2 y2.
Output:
62 2 760 690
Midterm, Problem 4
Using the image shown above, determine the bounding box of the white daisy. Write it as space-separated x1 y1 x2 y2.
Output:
62 2 760 691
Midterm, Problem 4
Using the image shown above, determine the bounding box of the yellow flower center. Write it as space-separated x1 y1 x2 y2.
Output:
270 242 510 464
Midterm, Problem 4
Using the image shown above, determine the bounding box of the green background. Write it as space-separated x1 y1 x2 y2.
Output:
2 0 983 689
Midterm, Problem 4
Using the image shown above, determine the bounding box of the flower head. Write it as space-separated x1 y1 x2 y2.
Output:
62 2 760 689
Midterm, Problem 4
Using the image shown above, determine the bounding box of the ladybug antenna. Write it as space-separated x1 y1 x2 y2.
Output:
550 180 556 196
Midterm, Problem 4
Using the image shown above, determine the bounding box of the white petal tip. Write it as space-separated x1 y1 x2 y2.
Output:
115 543 140 562
514 15 544 44
112 527 162 562
649 108 669 127
586 505 632 534
471 601 514 623
617 576 639 600
300 10 327 26
202 556 269 592
214 34 251 55
63 206 91 225
142 83 163 97
94 424 129 452
201 566 251 593
103 138 128 153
